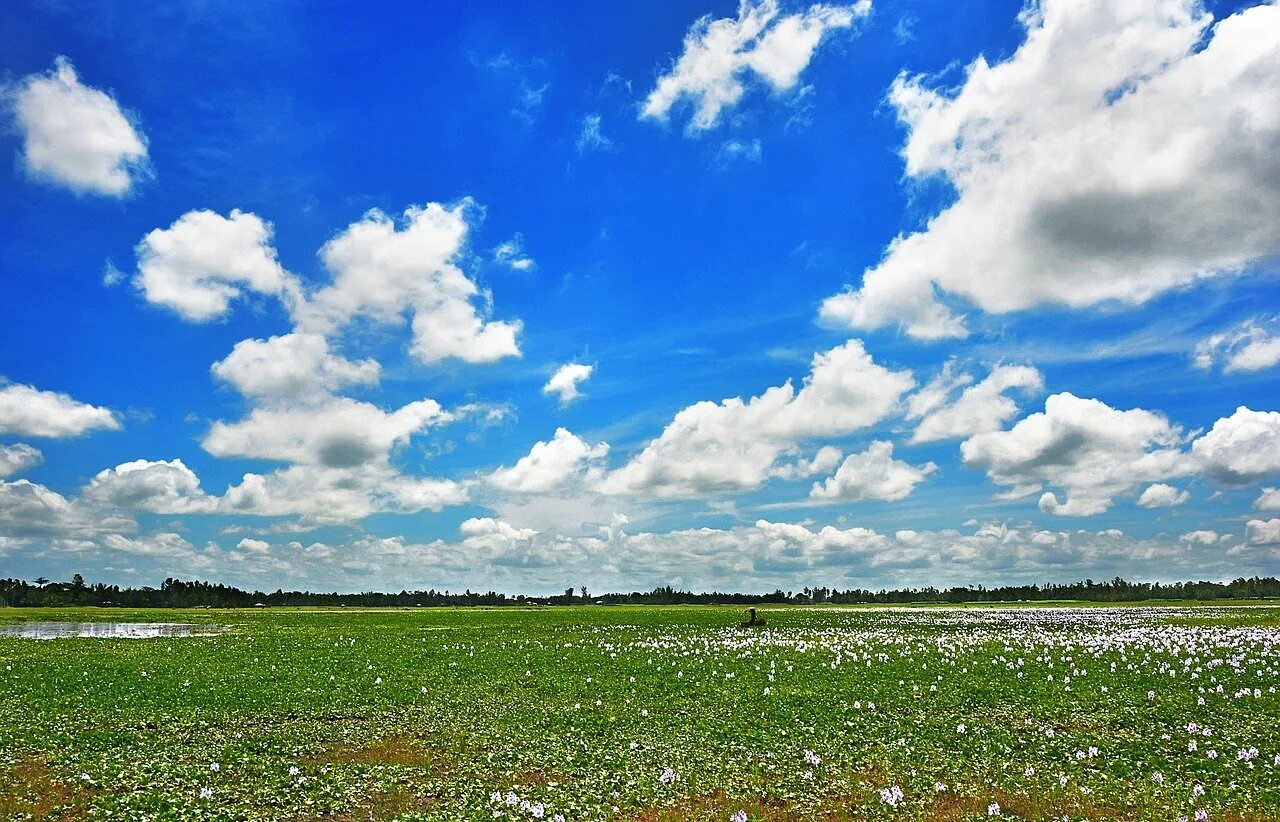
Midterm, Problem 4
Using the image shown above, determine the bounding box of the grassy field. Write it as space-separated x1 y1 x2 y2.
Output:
0 604 1277 820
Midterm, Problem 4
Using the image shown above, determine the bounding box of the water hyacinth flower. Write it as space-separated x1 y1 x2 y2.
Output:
803 750 821 766
659 767 676 784
879 785 904 806
988 802 1002 816
731 812 748 822
934 782 948 793
199 787 213 800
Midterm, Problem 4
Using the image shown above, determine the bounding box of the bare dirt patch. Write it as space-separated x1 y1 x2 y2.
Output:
0 759 93 820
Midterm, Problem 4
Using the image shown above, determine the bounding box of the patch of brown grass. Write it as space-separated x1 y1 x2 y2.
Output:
305 735 446 770
0 759 93 820
924 787 1134 821
513 768 571 788
328 785 438 822
626 792 801 821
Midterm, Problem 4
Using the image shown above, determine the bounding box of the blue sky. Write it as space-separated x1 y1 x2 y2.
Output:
1 0 1278 593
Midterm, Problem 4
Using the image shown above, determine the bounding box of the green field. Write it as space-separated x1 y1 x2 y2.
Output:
1 604 1278 820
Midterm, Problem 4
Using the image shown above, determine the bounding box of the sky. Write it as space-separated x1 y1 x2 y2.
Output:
1 0 1278 595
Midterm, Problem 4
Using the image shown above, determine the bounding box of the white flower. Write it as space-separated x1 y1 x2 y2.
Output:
879 785 904 806
988 802 1002 816
659 767 676 784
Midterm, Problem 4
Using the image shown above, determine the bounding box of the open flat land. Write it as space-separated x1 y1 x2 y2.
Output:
1 604 1278 820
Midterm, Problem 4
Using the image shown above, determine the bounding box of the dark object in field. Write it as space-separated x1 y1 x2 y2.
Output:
741 607 765 627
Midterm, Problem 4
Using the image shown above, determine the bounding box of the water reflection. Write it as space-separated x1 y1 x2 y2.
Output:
0 622 227 640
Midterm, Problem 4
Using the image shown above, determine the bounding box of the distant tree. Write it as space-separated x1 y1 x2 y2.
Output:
71 573 85 589
34 576 48 587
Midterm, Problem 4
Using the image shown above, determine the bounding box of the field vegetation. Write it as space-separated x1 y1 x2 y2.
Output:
1 604 1278 820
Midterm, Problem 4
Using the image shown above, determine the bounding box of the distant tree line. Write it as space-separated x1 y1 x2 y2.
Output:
1 574 1279 608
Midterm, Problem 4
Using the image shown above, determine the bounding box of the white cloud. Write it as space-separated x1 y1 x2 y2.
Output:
908 363 1042 443
221 463 467 522
770 445 842 480
600 340 913 497
236 538 270 553
460 517 538 542
202 397 452 468
0 444 42 479
576 113 615 154
1179 530 1219 545
17 513 1275 593
1190 407 1280 486
82 458 215 514
0 479 132 539
100 532 203 560
543 363 594 405
1246 518 1280 546
493 234 536 271
1256 487 1280 511
1194 319 1280 373
211 333 379 400
133 209 300 322
488 428 609 494
1137 483 1190 508
642 0 870 132
0 380 120 438
713 138 763 167
9 57 148 196
820 0 1280 339
809 440 936 501
961 393 1191 516
299 202 521 364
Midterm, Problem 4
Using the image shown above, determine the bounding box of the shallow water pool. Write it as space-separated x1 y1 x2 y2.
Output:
0 622 227 640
